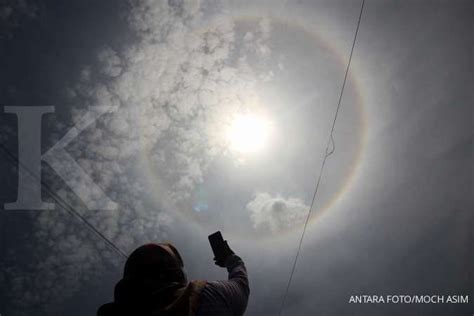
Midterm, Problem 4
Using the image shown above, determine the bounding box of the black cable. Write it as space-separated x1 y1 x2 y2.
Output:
278 0 365 314
0 143 129 260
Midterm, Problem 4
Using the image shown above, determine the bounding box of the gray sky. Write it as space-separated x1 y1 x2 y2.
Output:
0 0 472 315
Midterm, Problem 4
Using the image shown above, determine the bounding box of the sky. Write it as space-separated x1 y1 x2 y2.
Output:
0 0 472 315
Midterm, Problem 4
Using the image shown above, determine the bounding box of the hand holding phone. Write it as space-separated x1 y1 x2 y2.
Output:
208 231 234 267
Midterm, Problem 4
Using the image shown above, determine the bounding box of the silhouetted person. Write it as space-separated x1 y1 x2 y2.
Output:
97 241 249 316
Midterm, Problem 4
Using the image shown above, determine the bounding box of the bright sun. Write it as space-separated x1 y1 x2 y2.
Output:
227 114 271 154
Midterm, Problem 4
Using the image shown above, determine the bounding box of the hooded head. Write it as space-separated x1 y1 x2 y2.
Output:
111 243 188 312
123 243 187 285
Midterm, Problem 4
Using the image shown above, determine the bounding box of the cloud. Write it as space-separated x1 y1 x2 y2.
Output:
0 0 38 40
66 0 276 204
97 47 123 78
246 192 309 233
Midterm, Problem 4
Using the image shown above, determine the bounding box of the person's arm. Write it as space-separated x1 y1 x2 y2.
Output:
199 254 249 316
196 247 249 316
224 254 250 298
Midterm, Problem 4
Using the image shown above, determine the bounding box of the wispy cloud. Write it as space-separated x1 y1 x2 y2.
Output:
0 0 38 39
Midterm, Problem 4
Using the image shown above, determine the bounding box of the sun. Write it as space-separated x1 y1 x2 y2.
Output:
227 114 271 154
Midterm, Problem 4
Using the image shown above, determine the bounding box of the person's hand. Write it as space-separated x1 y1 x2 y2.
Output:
213 240 234 267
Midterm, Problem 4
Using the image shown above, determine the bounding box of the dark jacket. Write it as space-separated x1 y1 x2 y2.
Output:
98 254 249 316
195 254 249 316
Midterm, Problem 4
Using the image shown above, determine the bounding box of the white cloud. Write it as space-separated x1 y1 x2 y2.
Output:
246 192 309 233
98 47 123 78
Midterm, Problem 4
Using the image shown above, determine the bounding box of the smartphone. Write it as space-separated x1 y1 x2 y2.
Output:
208 231 227 260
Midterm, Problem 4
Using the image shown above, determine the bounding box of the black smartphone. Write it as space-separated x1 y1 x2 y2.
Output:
208 231 226 260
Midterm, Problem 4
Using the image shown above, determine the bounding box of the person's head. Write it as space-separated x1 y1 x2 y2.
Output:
123 243 187 285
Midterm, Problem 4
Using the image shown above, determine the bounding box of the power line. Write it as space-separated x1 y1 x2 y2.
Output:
0 143 129 260
278 0 365 315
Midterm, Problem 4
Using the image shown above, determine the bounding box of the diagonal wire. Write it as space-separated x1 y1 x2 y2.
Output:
278 0 365 315
0 143 129 259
